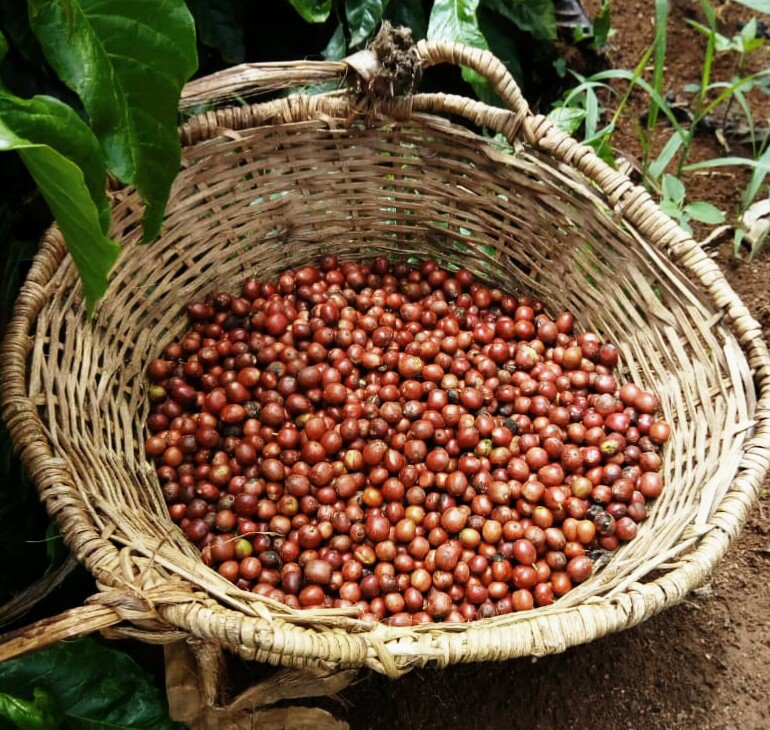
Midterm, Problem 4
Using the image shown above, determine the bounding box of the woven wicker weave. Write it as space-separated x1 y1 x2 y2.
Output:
2 39 769 678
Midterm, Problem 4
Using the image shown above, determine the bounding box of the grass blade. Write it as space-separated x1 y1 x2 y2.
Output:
590 68 686 137
728 87 756 153
683 156 770 173
584 87 599 140
649 132 684 181
698 0 717 112
743 143 770 209
648 0 668 129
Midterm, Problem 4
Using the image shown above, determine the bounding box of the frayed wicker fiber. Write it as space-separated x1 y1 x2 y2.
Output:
2 37 769 678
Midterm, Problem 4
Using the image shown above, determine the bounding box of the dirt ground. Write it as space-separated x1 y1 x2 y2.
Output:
334 3 770 728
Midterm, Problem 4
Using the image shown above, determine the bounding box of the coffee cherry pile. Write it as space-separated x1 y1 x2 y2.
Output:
145 256 671 625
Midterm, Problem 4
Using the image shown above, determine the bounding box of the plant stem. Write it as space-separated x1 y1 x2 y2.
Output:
721 54 744 133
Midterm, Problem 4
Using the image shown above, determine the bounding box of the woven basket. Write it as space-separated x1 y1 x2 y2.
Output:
2 38 769 680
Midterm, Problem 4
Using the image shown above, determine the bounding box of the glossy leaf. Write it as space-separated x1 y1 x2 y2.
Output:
346 0 388 46
0 92 109 230
322 22 347 60
478 5 522 84
482 0 557 41
186 0 245 63
286 0 332 23
21 148 119 313
0 92 118 311
428 0 493 103
0 638 178 729
0 688 62 730
383 0 428 39
0 0 45 66
28 0 198 240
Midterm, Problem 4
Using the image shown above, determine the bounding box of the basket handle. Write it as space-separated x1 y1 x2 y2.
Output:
180 59 348 111
180 33 531 120
0 602 122 662
413 39 531 120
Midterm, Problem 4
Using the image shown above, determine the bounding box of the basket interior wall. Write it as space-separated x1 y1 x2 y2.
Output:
26 113 755 623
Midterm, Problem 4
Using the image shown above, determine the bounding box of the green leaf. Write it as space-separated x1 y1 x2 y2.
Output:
0 0 46 66
0 92 118 312
428 0 493 103
684 201 725 224
583 86 599 139
742 35 765 53
477 5 522 85
684 155 770 173
659 198 682 219
286 0 333 22
547 105 585 134
732 0 770 13
482 0 557 41
687 19 734 53
587 133 615 167
28 0 198 241
733 226 747 257
662 173 685 205
20 147 119 313
648 133 684 181
0 92 109 230
591 1 612 48
740 17 757 45
743 144 770 208
648 0 667 128
346 0 388 47
588 68 687 138
186 0 245 63
383 0 428 39
730 86 756 151
0 28 8 62
0 639 178 729
322 22 347 60
0 688 62 730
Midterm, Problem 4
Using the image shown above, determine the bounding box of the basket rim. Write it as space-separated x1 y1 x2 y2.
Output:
2 83 770 677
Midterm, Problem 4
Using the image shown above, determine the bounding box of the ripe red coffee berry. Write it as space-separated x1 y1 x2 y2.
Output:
145 257 670 624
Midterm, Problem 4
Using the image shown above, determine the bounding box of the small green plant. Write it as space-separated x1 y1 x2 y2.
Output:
547 42 679 167
548 0 770 255
659 174 725 235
